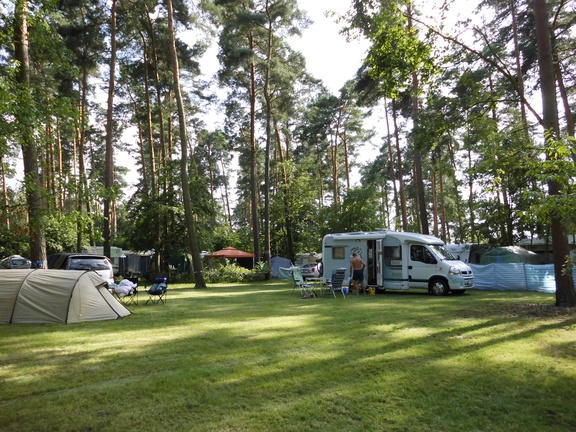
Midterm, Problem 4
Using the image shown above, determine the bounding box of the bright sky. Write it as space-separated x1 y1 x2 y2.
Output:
198 0 369 124
291 0 369 93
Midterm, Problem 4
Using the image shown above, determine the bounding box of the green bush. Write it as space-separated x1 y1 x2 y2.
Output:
204 263 266 283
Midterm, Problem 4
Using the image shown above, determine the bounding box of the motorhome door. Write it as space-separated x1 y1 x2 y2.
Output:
380 239 406 290
376 240 383 287
408 245 436 289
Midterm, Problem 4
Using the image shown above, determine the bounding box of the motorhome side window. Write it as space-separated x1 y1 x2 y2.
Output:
410 245 426 262
410 245 435 264
384 246 401 260
332 247 346 260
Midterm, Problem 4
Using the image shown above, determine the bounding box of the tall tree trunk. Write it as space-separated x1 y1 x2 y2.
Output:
412 162 420 232
262 1 273 269
277 120 294 260
342 133 351 191
431 166 438 237
166 0 205 288
446 135 465 242
103 0 117 259
206 141 217 220
45 115 55 204
145 8 167 192
76 59 93 251
533 0 576 307
467 143 475 241
488 75 514 245
411 79 428 234
439 169 448 242
510 0 529 132
549 7 575 161
74 112 81 250
338 103 351 191
384 99 400 231
407 9 429 235
139 32 154 193
331 109 343 206
1 159 9 230
14 0 46 267
55 122 64 208
145 7 166 272
553 62 575 158
392 99 408 231
128 91 148 193
220 159 233 228
248 33 261 261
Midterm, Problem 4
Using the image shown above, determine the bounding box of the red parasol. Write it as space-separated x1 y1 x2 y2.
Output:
204 247 255 259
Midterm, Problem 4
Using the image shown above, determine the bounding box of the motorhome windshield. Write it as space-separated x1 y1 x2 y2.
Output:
429 245 457 261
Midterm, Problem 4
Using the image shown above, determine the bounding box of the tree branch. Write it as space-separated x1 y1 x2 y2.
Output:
409 14 544 126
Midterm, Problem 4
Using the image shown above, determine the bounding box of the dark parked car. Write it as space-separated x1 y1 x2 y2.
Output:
0 255 31 269
47 253 115 285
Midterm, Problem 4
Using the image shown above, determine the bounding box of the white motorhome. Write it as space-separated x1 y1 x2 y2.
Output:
322 230 474 295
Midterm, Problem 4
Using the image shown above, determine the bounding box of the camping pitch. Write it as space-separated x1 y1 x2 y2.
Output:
0 269 131 324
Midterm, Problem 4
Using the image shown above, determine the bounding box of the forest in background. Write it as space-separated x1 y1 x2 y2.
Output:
1 0 575 302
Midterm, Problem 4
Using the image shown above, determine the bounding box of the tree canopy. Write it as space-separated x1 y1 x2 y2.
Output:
1 0 575 304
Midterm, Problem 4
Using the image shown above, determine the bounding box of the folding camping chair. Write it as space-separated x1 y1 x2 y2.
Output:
325 268 347 298
113 287 138 305
112 279 138 305
292 267 315 298
145 276 168 304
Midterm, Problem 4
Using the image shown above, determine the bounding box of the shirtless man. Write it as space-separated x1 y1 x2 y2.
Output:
349 253 366 295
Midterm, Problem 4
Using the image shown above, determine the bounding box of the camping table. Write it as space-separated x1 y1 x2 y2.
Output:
306 277 326 296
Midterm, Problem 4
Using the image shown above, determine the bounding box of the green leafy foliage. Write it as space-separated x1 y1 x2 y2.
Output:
525 134 576 234
0 225 29 257
203 262 266 283
362 4 436 99
320 186 382 235
44 211 87 254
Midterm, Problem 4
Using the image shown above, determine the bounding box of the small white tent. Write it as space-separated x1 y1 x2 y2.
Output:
0 269 131 324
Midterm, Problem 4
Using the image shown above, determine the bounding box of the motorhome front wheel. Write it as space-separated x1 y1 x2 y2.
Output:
430 279 449 296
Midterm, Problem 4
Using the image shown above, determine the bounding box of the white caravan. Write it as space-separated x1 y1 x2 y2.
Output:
322 230 474 295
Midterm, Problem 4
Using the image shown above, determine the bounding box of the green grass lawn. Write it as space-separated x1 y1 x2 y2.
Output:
1 281 576 432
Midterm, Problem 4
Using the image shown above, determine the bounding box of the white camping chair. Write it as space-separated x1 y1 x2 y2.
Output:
325 268 347 298
292 267 314 297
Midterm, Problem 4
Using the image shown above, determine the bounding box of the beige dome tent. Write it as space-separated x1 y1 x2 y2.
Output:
0 269 131 324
